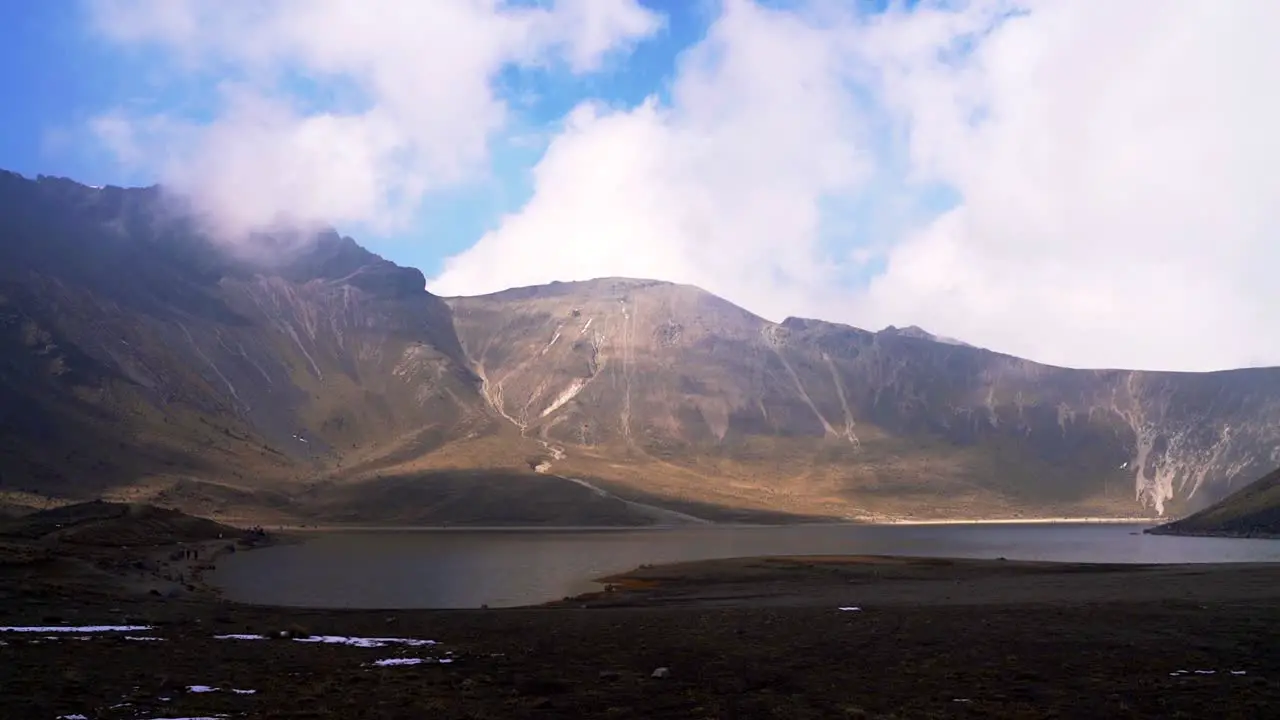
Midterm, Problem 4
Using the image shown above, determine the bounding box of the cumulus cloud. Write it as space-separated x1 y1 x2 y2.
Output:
856 0 1280 371
85 0 662 236
430 0 870 321
431 0 1280 371
87 0 1280 371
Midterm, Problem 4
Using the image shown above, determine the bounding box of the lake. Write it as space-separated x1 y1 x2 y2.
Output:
209 522 1280 609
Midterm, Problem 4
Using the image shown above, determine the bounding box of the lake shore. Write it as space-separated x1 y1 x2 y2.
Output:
876 515 1157 525
4 530 1280 718
238 515 1160 533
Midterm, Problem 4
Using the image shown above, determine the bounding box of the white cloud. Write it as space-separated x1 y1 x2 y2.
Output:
86 0 662 237
430 0 870 321
857 0 1280 371
431 0 1280 371
87 0 1280 371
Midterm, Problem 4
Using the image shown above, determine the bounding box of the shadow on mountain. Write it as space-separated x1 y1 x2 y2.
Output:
296 470 834 527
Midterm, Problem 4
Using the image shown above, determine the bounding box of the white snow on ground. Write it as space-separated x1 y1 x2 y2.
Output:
1 625 152 632
214 633 437 648
124 636 165 641
186 685 256 694
291 635 438 648
372 658 428 666
837 607 862 612
1168 669 1250 677
57 715 89 719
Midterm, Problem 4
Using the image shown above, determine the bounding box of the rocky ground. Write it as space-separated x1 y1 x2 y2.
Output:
3 507 1280 719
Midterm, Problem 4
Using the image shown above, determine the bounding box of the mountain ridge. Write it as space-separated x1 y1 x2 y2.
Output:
3 169 1279 523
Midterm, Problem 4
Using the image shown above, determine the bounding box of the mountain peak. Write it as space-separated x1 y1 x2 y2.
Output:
879 324 972 347
265 231 428 299
452 276 689 302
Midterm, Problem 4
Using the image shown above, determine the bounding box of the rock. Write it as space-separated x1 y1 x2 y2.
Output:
651 667 670 679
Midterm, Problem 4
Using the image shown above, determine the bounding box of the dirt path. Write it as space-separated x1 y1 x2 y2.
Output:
556 476 712 526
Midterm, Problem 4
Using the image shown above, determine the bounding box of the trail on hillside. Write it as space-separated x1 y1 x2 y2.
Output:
556 475 711 526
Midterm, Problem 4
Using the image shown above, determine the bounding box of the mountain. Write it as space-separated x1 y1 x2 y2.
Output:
447 279 1280 518
3 170 1280 523
1147 466 1280 537
0 171 497 522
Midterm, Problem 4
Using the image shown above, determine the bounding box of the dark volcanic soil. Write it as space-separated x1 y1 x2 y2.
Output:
3 515 1280 719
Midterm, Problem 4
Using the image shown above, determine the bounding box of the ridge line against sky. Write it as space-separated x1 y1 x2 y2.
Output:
0 0 1277 372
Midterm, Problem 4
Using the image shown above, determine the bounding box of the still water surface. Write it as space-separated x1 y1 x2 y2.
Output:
210 523 1280 609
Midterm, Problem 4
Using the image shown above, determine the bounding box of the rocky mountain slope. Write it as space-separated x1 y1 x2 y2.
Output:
1148 465 1280 537
447 279 1280 518
0 171 495 521
3 170 1279 522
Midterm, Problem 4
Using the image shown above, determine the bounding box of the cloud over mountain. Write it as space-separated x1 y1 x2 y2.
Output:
87 0 1280 371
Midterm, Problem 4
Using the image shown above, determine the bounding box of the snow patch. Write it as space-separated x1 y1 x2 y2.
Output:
292 635 439 648
1168 668 1249 677
837 607 862 612
186 684 257 695
216 632 437 647
1 625 152 633
372 657 429 666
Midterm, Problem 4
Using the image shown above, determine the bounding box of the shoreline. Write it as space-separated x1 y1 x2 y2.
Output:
1145 526 1280 540
877 516 1156 526
253 516 1159 533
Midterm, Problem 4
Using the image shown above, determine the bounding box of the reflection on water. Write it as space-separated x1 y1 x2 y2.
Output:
210 523 1280 609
